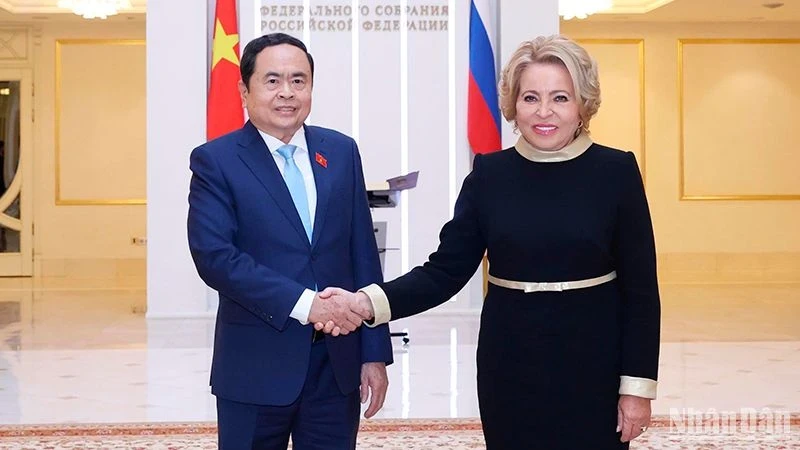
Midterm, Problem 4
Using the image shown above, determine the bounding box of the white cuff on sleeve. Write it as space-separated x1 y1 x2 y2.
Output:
359 284 392 327
619 375 658 399
289 289 316 325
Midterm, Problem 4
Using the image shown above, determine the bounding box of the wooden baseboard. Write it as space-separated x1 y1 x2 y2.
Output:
36 258 146 281
658 252 800 284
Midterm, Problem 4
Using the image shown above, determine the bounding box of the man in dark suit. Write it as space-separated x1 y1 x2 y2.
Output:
187 33 392 450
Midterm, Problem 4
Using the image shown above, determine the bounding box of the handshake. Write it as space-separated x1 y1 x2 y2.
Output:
308 288 376 336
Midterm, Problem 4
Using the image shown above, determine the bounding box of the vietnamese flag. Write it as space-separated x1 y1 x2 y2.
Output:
207 0 244 140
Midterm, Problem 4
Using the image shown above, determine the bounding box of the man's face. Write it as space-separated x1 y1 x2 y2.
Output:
239 44 312 142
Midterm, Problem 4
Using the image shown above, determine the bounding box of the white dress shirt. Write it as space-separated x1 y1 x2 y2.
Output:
257 128 317 325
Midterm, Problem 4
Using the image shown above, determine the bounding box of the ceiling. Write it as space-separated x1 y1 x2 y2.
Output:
0 0 798 22
0 0 144 22
584 0 800 22
0 0 144 14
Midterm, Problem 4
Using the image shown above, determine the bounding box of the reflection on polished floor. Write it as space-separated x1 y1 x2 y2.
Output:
0 278 798 425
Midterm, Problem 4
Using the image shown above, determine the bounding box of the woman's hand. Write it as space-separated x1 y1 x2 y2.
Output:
617 394 651 442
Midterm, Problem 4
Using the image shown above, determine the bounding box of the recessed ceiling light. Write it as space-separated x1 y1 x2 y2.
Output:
762 2 784 9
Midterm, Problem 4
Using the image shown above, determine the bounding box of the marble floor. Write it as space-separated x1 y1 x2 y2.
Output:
0 279 798 425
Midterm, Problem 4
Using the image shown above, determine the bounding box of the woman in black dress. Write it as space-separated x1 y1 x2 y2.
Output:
319 35 660 449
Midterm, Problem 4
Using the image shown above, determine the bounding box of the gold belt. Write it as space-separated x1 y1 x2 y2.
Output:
487 271 617 293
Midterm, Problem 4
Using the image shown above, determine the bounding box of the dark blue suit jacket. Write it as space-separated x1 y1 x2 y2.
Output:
188 121 393 406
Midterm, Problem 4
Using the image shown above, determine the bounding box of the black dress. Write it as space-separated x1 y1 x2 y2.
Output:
379 137 661 449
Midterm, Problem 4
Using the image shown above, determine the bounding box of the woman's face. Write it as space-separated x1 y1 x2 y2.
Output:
514 62 582 151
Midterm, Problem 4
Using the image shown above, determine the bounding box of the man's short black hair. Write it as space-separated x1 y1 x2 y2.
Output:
240 33 315 89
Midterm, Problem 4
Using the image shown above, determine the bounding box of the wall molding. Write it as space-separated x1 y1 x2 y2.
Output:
677 38 800 201
0 26 31 62
54 39 147 206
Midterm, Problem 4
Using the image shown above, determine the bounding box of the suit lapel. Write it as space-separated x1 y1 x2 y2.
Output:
305 125 331 251
237 121 309 246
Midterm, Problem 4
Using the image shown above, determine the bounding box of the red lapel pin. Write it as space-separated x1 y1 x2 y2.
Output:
315 152 328 168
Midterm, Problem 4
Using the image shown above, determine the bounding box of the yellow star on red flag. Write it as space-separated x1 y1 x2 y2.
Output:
212 19 240 68
207 0 244 140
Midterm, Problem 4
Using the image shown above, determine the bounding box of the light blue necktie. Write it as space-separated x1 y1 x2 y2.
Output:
277 144 313 243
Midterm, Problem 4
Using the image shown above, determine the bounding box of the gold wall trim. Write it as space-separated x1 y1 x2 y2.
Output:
55 39 147 206
577 39 646 184
678 38 800 202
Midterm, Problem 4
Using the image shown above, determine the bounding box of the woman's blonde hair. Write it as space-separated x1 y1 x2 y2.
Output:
499 35 601 134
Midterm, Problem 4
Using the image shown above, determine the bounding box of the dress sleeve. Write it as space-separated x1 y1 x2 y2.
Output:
364 154 488 321
613 152 661 398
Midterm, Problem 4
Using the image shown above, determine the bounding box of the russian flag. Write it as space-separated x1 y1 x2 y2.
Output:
468 0 501 154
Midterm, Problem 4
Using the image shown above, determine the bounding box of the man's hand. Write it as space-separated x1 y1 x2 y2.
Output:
617 394 652 442
360 362 388 419
313 288 375 335
307 291 368 336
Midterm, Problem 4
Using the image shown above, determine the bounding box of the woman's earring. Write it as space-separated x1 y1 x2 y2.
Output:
575 121 584 137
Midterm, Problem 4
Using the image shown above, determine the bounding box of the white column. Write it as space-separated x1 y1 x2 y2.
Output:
498 0 559 148
238 0 260 50
146 0 211 318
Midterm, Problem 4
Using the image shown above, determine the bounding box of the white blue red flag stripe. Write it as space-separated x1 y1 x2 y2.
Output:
468 0 501 154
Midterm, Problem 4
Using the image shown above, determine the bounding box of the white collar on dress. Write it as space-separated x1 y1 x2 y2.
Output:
514 132 593 163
